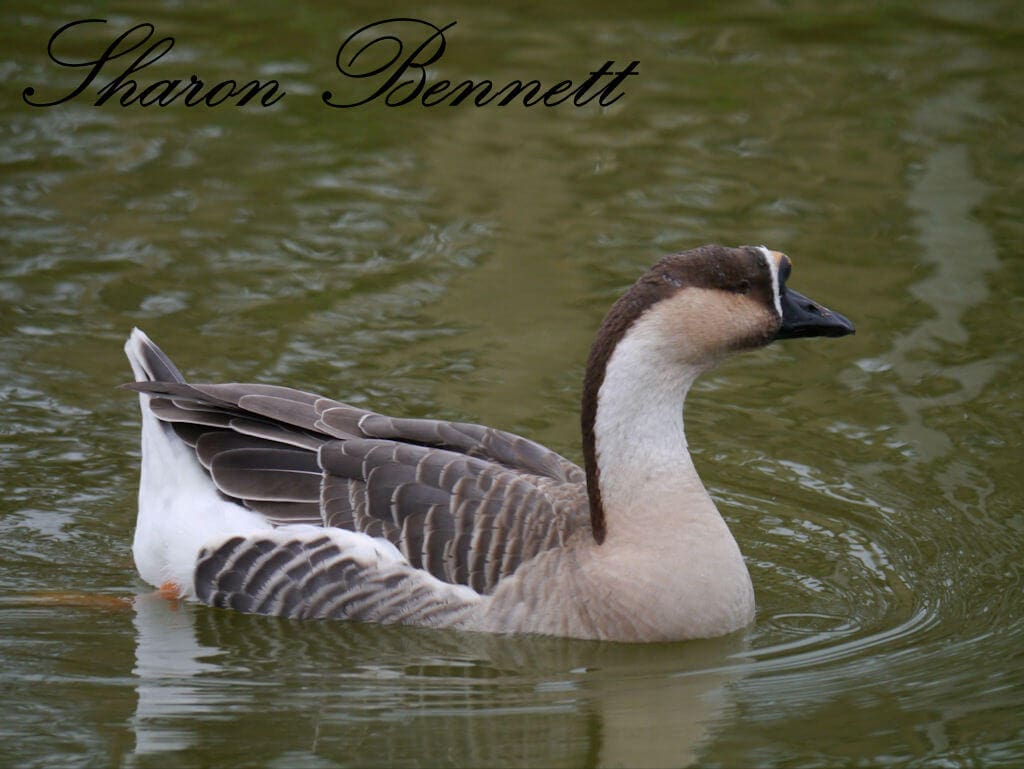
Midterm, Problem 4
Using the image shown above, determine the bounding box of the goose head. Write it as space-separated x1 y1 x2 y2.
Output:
581 245 854 543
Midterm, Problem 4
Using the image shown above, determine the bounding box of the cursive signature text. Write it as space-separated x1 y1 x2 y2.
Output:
22 19 285 108
322 18 639 108
22 17 639 110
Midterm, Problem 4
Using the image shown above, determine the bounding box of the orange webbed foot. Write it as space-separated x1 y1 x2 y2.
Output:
157 581 182 601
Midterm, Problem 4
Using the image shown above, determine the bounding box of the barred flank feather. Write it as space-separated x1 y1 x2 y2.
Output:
194 528 479 628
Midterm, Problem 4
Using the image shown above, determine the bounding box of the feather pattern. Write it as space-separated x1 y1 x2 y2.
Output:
318 439 585 592
193 527 480 627
123 358 589 597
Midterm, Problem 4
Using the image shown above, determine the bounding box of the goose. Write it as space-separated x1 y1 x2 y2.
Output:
123 244 854 642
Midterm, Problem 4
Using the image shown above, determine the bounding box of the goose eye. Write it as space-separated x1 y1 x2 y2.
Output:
737 279 751 294
779 257 792 284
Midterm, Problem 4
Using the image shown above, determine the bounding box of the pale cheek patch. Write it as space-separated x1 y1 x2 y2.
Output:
647 288 769 358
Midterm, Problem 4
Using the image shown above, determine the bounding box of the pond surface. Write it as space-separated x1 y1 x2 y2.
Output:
2 1 1022 766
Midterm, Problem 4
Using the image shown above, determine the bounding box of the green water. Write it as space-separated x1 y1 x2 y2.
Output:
2 1 1022 766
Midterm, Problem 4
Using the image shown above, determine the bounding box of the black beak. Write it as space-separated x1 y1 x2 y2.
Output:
775 287 855 340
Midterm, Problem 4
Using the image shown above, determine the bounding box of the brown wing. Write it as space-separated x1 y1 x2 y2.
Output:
126 356 589 594
318 438 586 593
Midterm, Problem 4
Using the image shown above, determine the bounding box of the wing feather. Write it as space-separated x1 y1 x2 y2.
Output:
128 343 590 597
209 448 321 502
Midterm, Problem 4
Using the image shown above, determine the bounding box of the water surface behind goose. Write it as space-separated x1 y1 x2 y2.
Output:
2 2 1022 767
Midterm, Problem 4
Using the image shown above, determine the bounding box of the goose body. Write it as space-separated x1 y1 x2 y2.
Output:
124 245 853 642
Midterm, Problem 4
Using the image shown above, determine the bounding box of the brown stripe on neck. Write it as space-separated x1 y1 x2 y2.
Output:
581 245 768 544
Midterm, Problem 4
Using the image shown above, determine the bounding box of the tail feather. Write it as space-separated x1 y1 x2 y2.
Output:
125 327 185 384
124 328 271 593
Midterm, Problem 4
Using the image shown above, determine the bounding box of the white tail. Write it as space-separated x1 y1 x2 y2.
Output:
124 329 270 594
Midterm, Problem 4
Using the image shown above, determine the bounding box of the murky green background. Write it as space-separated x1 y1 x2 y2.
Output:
3 1 1022 767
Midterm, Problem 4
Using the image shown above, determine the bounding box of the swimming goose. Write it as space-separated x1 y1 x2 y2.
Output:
123 244 853 642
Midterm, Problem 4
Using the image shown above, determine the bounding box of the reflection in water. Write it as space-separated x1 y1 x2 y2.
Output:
719 38 1018 764
130 593 223 758
847 79 1000 464
128 595 749 767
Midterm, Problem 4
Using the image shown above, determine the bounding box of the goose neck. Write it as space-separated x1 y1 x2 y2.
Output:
582 312 717 543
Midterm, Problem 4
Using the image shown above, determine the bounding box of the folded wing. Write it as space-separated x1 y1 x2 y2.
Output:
125 377 589 595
